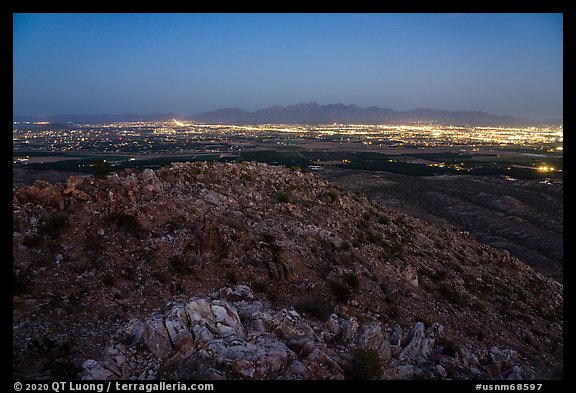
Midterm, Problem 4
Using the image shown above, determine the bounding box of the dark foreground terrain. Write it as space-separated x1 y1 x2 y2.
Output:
320 169 563 282
13 163 562 380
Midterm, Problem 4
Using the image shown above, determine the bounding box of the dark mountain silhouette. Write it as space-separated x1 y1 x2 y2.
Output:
189 102 538 126
14 104 559 126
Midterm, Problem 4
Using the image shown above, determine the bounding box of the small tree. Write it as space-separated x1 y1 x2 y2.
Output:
92 160 112 178
349 348 383 380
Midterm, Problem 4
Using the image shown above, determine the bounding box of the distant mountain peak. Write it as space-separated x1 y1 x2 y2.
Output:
189 103 547 126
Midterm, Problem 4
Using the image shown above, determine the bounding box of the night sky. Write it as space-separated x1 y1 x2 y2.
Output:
13 13 563 120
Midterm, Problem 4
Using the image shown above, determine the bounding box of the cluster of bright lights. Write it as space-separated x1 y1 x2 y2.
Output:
538 165 555 172
13 120 563 155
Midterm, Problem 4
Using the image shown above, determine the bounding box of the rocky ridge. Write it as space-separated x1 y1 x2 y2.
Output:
83 285 536 380
12 161 563 379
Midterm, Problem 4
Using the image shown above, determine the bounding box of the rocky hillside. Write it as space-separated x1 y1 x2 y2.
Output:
12 162 563 379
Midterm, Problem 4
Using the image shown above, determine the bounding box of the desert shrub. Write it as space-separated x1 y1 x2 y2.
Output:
319 238 337 252
361 211 372 221
39 214 68 237
330 280 351 303
28 336 56 354
275 191 291 203
415 315 434 329
221 216 241 230
92 159 112 178
348 347 383 380
512 286 529 302
343 273 360 290
471 301 486 314
378 214 391 225
51 359 82 380
166 216 186 231
154 271 169 284
83 232 104 252
366 229 382 245
107 212 144 238
22 234 43 247
261 232 276 243
295 296 333 321
225 271 238 285
252 281 267 293
102 272 115 287
170 255 191 274
432 269 448 282
290 166 300 171
122 265 136 281
13 269 31 295
380 242 405 260
340 241 352 252
457 254 470 265
437 283 466 306
328 189 340 203
379 280 389 294
241 173 253 181
267 243 283 264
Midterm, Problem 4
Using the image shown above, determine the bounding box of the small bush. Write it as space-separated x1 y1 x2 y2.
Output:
361 212 372 221
268 243 283 263
39 214 68 237
275 191 291 203
83 232 104 252
378 214 391 225
349 347 383 380
330 280 351 303
366 230 382 245
415 315 433 328
252 281 267 293
170 255 191 274
122 266 136 281
457 254 469 265
328 189 340 203
340 241 352 252
241 173 254 182
221 216 241 230
92 159 112 178
432 270 448 282
290 166 300 172
261 232 276 243
107 212 144 238
319 238 336 252
295 296 334 321
13 269 31 295
225 271 238 285
512 286 529 302
51 359 82 380
102 272 115 287
28 336 56 354
343 273 360 291
437 284 466 306
166 216 186 231
22 234 43 248
379 281 389 294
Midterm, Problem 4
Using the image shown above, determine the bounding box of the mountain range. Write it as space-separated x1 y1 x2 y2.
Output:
14 102 562 126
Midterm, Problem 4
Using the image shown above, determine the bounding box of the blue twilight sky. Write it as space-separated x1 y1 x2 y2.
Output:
13 13 563 120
